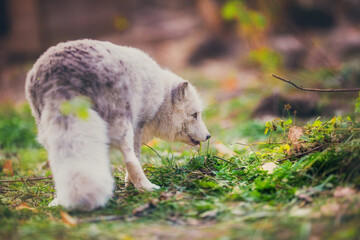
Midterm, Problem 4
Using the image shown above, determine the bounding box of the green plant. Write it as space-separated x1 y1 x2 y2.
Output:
0 105 39 151
1 99 360 239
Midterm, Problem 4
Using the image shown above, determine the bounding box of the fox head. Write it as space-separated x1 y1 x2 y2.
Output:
170 81 210 145
153 81 210 146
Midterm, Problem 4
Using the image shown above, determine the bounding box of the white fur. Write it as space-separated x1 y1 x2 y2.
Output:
26 39 210 211
42 107 114 210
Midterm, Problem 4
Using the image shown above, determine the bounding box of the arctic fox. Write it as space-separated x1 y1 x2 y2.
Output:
25 39 210 210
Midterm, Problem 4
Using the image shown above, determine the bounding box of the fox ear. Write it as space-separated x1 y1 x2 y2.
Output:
171 81 188 103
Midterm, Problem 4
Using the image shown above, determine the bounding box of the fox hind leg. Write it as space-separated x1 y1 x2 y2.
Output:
42 107 114 210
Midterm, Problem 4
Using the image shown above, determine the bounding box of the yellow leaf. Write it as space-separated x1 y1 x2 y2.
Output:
264 128 269 135
282 144 291 154
330 117 336 124
60 211 77 226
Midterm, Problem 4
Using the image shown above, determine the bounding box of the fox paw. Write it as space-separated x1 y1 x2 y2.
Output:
135 181 160 191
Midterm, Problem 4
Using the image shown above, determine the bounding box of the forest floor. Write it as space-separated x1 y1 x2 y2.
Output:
1 58 360 240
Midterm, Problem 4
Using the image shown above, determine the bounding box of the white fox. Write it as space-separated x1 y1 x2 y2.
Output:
25 39 210 210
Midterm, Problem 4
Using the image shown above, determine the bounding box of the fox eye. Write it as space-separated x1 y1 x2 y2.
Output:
191 112 198 120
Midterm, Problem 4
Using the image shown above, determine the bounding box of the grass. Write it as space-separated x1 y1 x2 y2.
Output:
1 99 360 240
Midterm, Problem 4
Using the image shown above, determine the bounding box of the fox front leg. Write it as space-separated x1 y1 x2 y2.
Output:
122 147 159 191
119 125 159 191
125 127 143 187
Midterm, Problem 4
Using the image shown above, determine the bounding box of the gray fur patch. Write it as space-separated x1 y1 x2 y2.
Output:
27 40 134 124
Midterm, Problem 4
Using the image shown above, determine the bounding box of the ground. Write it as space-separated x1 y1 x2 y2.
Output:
1 66 360 239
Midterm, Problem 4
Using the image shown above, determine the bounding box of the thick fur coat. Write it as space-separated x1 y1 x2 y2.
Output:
25 39 210 210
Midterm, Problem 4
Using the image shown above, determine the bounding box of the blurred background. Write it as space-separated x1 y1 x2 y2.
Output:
2 2 360 238
1 0 360 132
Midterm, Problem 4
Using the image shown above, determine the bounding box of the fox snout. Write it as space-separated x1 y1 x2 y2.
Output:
190 134 211 146
188 124 211 145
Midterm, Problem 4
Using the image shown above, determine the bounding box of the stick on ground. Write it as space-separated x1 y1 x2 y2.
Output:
0 176 53 183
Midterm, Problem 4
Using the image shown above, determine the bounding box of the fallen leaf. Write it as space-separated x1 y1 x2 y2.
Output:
132 203 150 216
261 162 277 174
60 211 77 226
175 192 186 201
333 187 356 198
214 142 235 156
159 191 174 201
288 126 303 151
132 201 157 216
2 160 13 176
16 202 37 212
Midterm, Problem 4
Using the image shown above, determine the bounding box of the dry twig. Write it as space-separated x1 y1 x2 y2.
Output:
0 176 53 183
234 141 284 147
78 215 124 223
272 74 360 93
276 145 326 162
213 155 236 165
